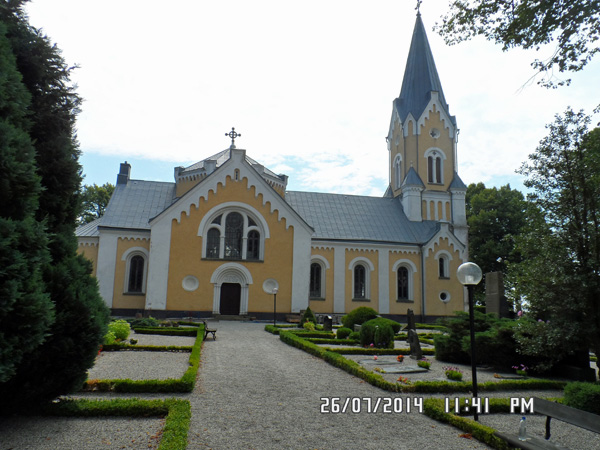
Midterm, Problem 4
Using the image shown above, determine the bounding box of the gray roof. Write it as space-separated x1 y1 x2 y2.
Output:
395 14 455 125
402 167 425 187
449 172 467 190
181 148 282 180
75 218 102 237
285 191 438 244
99 180 176 230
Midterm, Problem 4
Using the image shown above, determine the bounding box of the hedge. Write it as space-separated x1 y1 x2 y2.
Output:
83 324 204 393
132 327 198 336
38 398 190 450
279 330 566 394
102 343 192 352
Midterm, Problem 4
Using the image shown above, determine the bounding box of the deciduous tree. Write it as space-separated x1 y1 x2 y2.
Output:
78 183 115 224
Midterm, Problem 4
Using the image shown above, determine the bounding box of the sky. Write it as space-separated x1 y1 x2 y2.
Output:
24 0 600 197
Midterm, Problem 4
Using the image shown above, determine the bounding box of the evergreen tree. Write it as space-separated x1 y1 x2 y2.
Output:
0 20 53 383
0 1 109 408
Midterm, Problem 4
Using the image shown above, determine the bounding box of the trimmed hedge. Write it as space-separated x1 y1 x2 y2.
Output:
279 330 567 394
132 327 198 336
564 382 600 414
101 344 192 352
325 347 436 356
37 398 190 450
84 325 204 393
305 338 359 345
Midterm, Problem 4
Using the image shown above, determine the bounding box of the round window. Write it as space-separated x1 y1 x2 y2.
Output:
182 275 199 292
439 291 451 303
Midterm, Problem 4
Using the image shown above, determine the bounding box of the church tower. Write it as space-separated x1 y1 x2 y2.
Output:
387 12 467 244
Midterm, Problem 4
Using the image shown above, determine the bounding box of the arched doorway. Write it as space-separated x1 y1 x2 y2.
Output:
220 283 241 315
210 263 253 315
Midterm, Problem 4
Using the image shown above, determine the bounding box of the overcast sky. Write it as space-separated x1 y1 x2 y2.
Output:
25 0 599 196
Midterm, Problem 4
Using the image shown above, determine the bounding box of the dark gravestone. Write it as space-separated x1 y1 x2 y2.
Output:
407 329 423 360
323 315 333 331
485 272 509 318
404 308 416 331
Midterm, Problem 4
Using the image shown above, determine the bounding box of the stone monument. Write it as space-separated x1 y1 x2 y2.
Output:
485 272 509 318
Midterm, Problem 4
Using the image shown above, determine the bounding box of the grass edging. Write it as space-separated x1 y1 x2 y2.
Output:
39 398 190 450
278 330 567 394
84 325 204 393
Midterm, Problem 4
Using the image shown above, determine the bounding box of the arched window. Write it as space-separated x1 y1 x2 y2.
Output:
224 212 243 259
354 264 366 299
397 266 409 300
128 255 145 293
206 228 220 258
439 256 448 279
394 155 402 189
247 230 260 260
425 148 445 184
310 263 322 298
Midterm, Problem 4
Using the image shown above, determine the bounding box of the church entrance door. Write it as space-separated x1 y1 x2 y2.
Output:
220 283 241 315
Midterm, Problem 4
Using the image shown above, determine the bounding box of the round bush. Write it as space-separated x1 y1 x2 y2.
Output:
108 320 131 341
301 307 317 327
359 318 395 348
348 331 360 341
341 307 378 330
103 331 116 345
336 327 352 339
564 382 600 414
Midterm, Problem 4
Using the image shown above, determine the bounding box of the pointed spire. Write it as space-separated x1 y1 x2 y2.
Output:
395 13 455 125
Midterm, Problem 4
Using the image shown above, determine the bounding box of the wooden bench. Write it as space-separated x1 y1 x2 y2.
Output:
202 320 217 340
494 397 600 450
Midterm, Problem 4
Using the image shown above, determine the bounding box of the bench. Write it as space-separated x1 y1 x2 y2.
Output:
202 320 217 340
494 397 600 450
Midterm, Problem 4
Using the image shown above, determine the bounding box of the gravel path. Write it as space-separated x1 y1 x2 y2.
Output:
88 351 190 380
188 322 488 450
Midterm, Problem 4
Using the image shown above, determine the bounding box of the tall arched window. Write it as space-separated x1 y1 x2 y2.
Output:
128 255 145 293
394 155 402 189
439 256 448 278
397 266 409 300
206 228 220 258
224 212 243 259
309 263 322 298
247 230 260 260
354 264 366 299
425 149 445 184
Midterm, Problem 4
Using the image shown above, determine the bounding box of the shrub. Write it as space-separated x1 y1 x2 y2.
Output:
359 318 395 348
303 321 316 331
348 331 360 341
564 382 600 415
336 327 352 339
130 317 159 328
417 358 432 370
108 320 131 341
103 331 116 345
300 307 317 327
341 306 378 330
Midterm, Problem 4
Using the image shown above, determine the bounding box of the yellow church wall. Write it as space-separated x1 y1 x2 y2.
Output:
390 123 406 197
424 237 464 317
418 106 455 190
175 175 204 198
77 243 99 276
344 249 378 313
308 248 334 313
388 252 422 316
165 175 295 313
111 238 150 310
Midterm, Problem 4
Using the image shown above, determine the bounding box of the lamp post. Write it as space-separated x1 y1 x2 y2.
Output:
272 288 278 327
457 262 483 421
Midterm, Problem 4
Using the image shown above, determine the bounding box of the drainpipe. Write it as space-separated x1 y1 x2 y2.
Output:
419 243 426 322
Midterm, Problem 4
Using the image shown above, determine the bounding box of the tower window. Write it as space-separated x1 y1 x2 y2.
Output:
439 256 448 279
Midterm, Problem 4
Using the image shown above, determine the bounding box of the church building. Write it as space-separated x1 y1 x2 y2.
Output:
77 13 469 322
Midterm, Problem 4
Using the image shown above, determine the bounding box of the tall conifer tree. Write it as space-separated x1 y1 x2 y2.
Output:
0 1 109 408
0 20 53 384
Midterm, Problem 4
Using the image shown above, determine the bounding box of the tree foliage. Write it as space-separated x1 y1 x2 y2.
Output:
0 20 53 383
435 0 600 87
0 1 109 409
78 183 115 224
514 107 600 371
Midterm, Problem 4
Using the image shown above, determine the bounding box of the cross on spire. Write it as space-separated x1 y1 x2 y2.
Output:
225 127 241 148
416 0 422 14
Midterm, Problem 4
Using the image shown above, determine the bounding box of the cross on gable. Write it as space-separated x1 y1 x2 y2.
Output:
225 127 241 148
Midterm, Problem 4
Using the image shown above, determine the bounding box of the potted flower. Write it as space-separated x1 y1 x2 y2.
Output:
512 364 529 377
397 376 411 385
417 357 431 370
396 354 404 363
443 366 463 381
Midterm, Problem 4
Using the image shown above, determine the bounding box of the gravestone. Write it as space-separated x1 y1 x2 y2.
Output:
407 329 423 360
485 272 509 318
323 315 333 331
404 308 416 331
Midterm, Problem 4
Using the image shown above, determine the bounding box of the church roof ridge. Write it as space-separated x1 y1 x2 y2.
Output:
395 13 455 125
